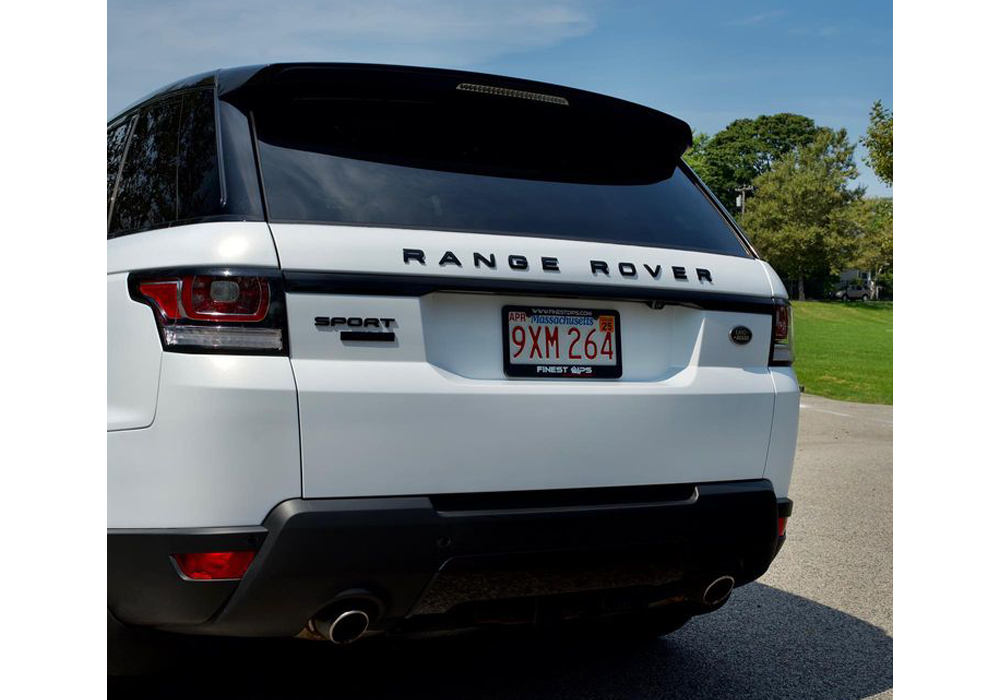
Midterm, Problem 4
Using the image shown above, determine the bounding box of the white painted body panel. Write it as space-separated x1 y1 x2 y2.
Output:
107 219 798 526
272 226 791 498
107 273 161 430
107 221 278 274
756 259 788 298
294 361 776 497
108 221 297 527
107 353 301 528
757 263 799 498
764 367 800 499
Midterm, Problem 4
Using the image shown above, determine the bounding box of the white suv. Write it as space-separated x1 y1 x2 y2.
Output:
107 64 798 672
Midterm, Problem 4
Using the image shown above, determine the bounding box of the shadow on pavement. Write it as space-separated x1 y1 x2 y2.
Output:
111 582 892 699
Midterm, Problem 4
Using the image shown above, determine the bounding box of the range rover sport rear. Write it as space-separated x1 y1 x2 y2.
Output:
107 64 799 672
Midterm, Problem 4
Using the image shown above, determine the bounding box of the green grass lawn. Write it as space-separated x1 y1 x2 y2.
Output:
791 301 893 405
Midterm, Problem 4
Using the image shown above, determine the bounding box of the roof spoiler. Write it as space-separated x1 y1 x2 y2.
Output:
221 63 694 184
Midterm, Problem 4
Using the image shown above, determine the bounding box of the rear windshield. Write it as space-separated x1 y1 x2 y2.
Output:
253 91 749 257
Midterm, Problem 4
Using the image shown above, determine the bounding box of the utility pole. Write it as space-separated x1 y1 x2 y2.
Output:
735 185 753 216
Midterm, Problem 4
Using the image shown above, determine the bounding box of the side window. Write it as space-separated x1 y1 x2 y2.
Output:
106 119 132 220
177 90 222 220
109 98 182 237
108 90 223 238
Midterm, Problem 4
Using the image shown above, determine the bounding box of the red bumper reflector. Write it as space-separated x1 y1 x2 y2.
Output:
173 551 256 580
777 517 788 537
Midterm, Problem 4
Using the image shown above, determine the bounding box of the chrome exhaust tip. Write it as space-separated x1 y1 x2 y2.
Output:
313 609 371 644
702 575 735 606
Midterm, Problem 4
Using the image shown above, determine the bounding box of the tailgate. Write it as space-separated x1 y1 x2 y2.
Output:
275 225 778 497
243 64 781 497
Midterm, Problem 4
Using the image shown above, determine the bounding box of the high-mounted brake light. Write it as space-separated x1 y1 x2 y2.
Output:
131 269 286 354
769 302 794 366
173 551 256 580
456 82 569 106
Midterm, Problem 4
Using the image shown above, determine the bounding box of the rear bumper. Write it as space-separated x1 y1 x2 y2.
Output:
108 479 791 637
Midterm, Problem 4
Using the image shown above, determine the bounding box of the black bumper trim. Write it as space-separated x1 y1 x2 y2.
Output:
108 527 267 626
109 480 788 637
777 497 793 518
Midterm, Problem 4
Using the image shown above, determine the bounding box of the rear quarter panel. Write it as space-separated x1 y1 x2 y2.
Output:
107 222 302 528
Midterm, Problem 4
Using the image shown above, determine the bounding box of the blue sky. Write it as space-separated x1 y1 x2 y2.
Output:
108 0 892 195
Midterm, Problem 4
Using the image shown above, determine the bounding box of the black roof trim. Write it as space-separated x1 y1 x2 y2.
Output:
109 72 220 123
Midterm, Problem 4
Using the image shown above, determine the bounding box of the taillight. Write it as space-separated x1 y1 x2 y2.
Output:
182 275 270 322
173 551 256 580
769 301 794 366
777 516 788 537
130 269 286 354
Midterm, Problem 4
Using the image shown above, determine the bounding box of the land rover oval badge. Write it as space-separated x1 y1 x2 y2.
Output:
730 326 753 345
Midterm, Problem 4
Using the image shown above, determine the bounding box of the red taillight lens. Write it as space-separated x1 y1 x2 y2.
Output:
777 516 788 537
132 270 285 354
137 280 182 320
139 275 270 322
173 551 256 580
774 305 789 341
182 275 269 322
770 302 794 365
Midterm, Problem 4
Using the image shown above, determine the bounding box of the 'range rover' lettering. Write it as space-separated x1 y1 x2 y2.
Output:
404 248 711 283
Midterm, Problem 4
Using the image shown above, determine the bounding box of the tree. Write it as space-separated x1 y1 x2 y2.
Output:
741 128 864 299
861 101 893 186
848 197 893 299
683 131 711 178
696 114 821 212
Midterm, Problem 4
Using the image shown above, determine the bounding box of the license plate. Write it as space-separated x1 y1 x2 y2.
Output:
502 305 622 378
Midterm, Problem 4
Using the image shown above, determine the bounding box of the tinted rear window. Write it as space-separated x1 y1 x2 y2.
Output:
254 94 749 257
